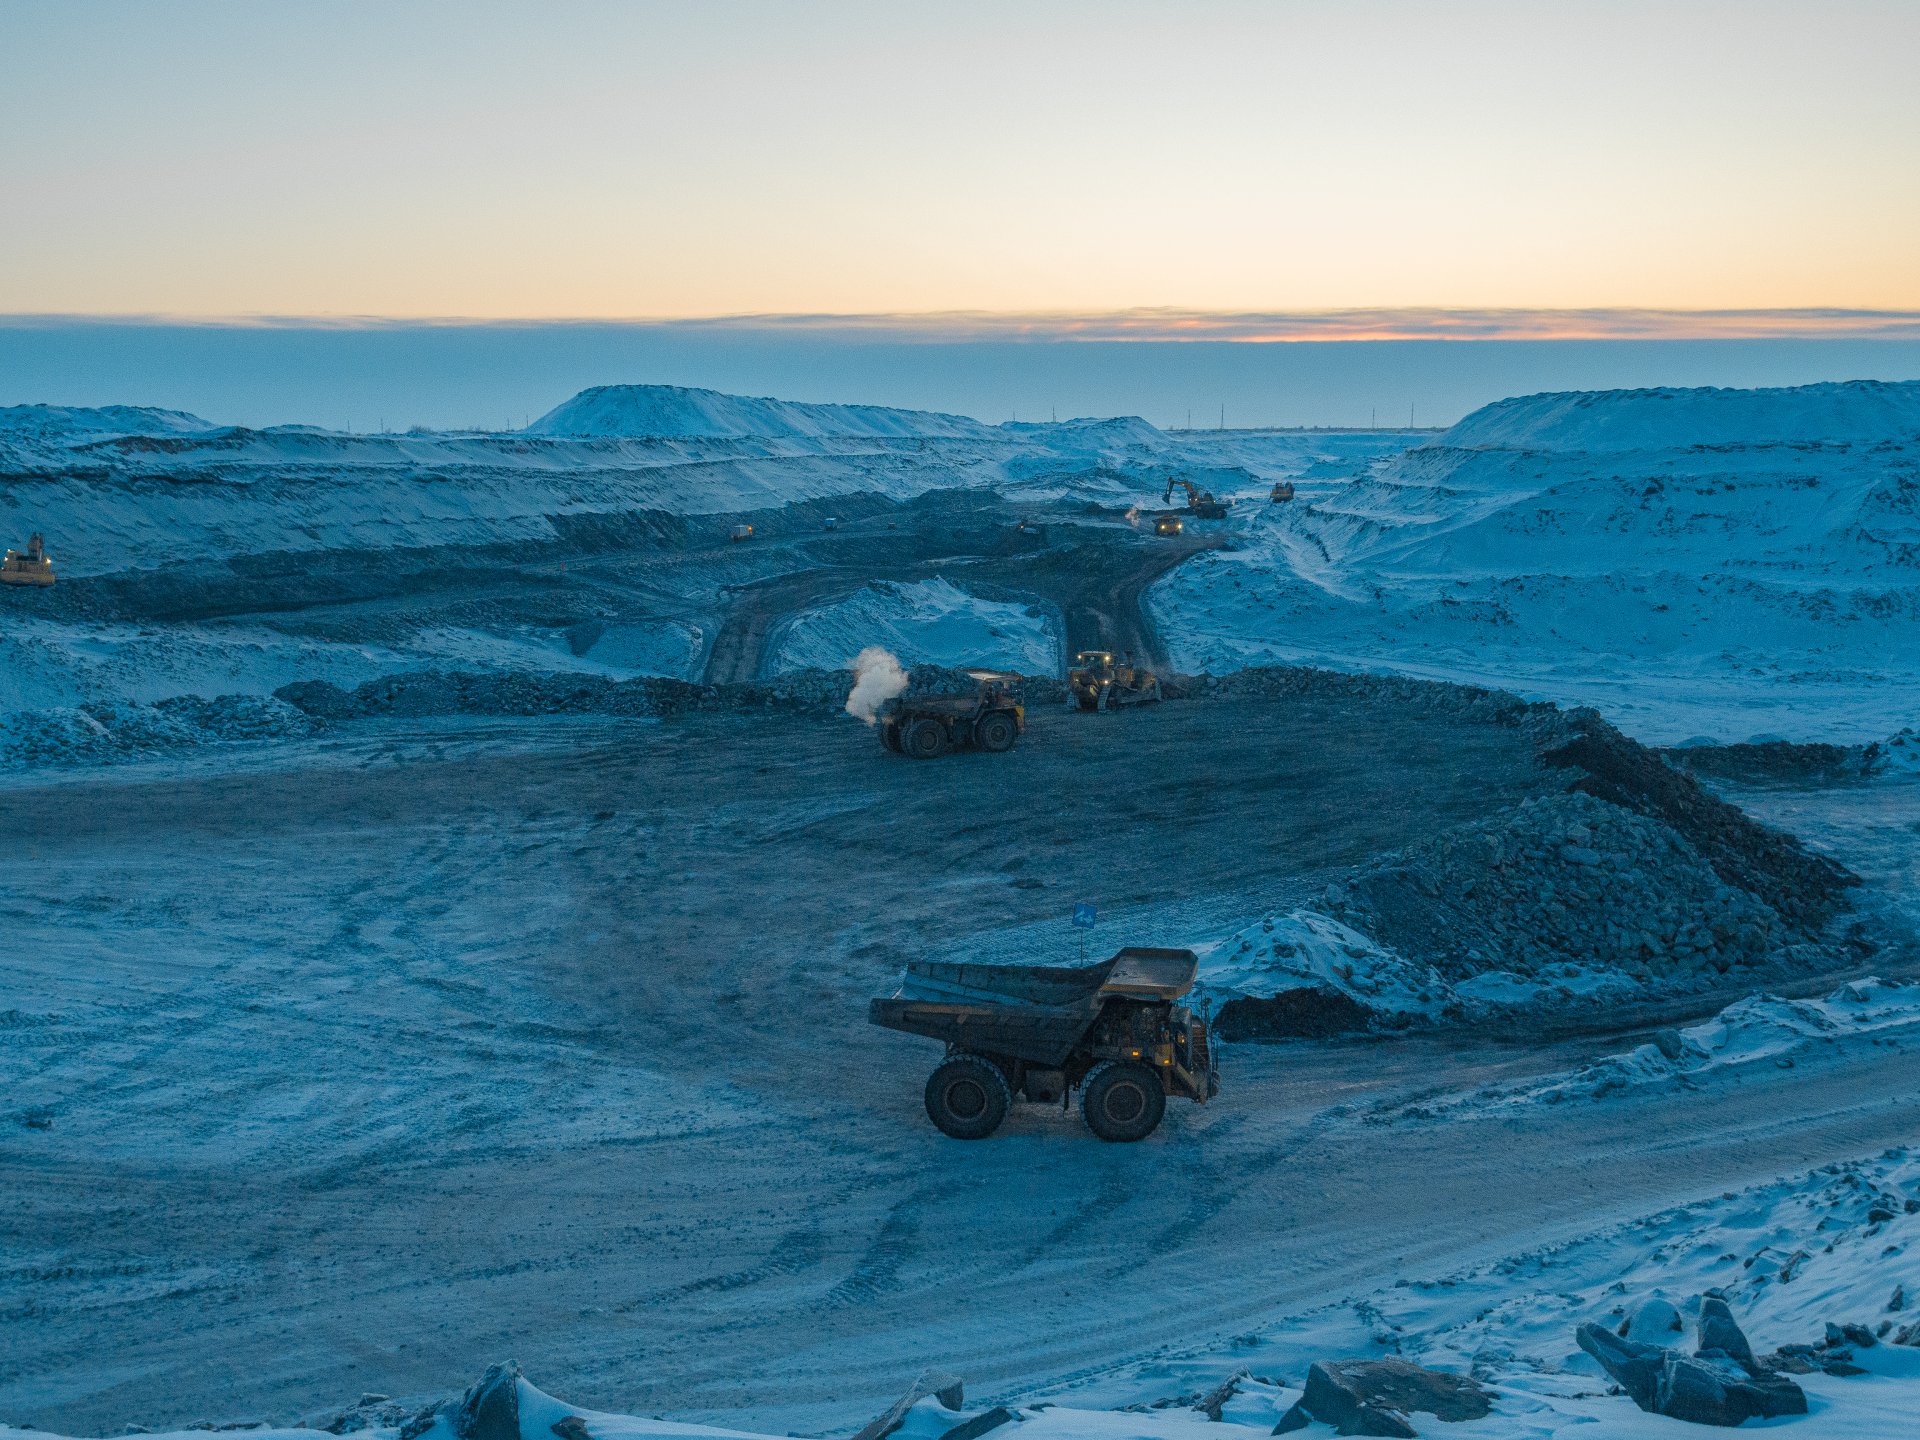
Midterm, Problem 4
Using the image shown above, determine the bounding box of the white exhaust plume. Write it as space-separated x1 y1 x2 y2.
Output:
845 646 910 724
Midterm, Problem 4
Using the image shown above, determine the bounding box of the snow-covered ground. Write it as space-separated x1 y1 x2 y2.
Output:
769 579 1060 674
12 1143 1917 1438
9 381 1920 1438
1151 380 1920 744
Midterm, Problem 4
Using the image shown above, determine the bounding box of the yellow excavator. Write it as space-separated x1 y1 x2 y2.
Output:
1162 478 1230 519
1 533 54 587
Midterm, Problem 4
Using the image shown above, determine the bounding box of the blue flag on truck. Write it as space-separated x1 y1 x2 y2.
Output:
1071 902 1097 929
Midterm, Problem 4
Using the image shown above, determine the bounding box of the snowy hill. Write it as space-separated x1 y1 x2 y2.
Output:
524 383 995 439
1442 379 1920 453
0 404 217 439
0 404 218 464
1002 414 1167 447
1152 380 1920 742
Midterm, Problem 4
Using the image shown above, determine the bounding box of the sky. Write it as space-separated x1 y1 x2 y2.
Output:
4 1 1919 427
4 0 1919 320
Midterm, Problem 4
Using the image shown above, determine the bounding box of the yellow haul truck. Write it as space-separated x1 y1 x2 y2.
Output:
869 947 1219 1142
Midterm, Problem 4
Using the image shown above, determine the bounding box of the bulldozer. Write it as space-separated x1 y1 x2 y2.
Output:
1 533 54 587
869 947 1219 1141
1162 477 1230 519
878 675 1024 759
1067 650 1160 711
1269 481 1296 503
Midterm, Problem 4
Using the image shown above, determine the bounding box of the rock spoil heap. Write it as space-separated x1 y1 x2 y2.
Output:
1327 791 1783 983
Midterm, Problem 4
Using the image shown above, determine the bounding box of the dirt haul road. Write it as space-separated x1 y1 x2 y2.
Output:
699 519 1214 683
4 698 1916 1436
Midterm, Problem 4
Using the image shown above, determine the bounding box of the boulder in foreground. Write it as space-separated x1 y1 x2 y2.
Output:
1577 1320 1807 1427
1272 1357 1491 1436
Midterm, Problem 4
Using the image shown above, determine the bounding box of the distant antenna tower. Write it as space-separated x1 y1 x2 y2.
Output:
1371 407 1376 429
1219 404 1225 430
1410 401 1416 427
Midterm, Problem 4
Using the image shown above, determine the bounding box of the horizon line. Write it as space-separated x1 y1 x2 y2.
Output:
7 307 1920 343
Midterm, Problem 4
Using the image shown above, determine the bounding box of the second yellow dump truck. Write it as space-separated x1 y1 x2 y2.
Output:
877 676 1025 758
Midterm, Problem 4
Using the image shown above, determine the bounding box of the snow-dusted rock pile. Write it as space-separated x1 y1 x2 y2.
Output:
1202 910 1458 1039
1664 738 1872 784
1538 709 1855 935
1666 727 1920 782
1866 727 1920 775
275 669 860 724
1327 791 1783 983
0 694 316 769
1191 664 1540 728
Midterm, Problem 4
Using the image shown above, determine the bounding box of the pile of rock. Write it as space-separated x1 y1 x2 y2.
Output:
275 669 849 724
1190 664 1540 729
1325 791 1783 983
1272 1357 1492 1437
1577 1298 1806 1427
1538 708 1853 935
0 693 317 770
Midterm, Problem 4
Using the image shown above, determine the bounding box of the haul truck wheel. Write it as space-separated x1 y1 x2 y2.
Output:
1081 1060 1166 1142
904 718 948 759
924 1055 1011 1139
880 721 903 754
978 712 1017 753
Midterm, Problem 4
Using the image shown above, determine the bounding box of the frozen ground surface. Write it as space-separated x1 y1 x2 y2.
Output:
7 1085 1919 1437
769 578 1060 674
7 384 1920 1438
1151 380 1920 744
4 699 1918 1438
